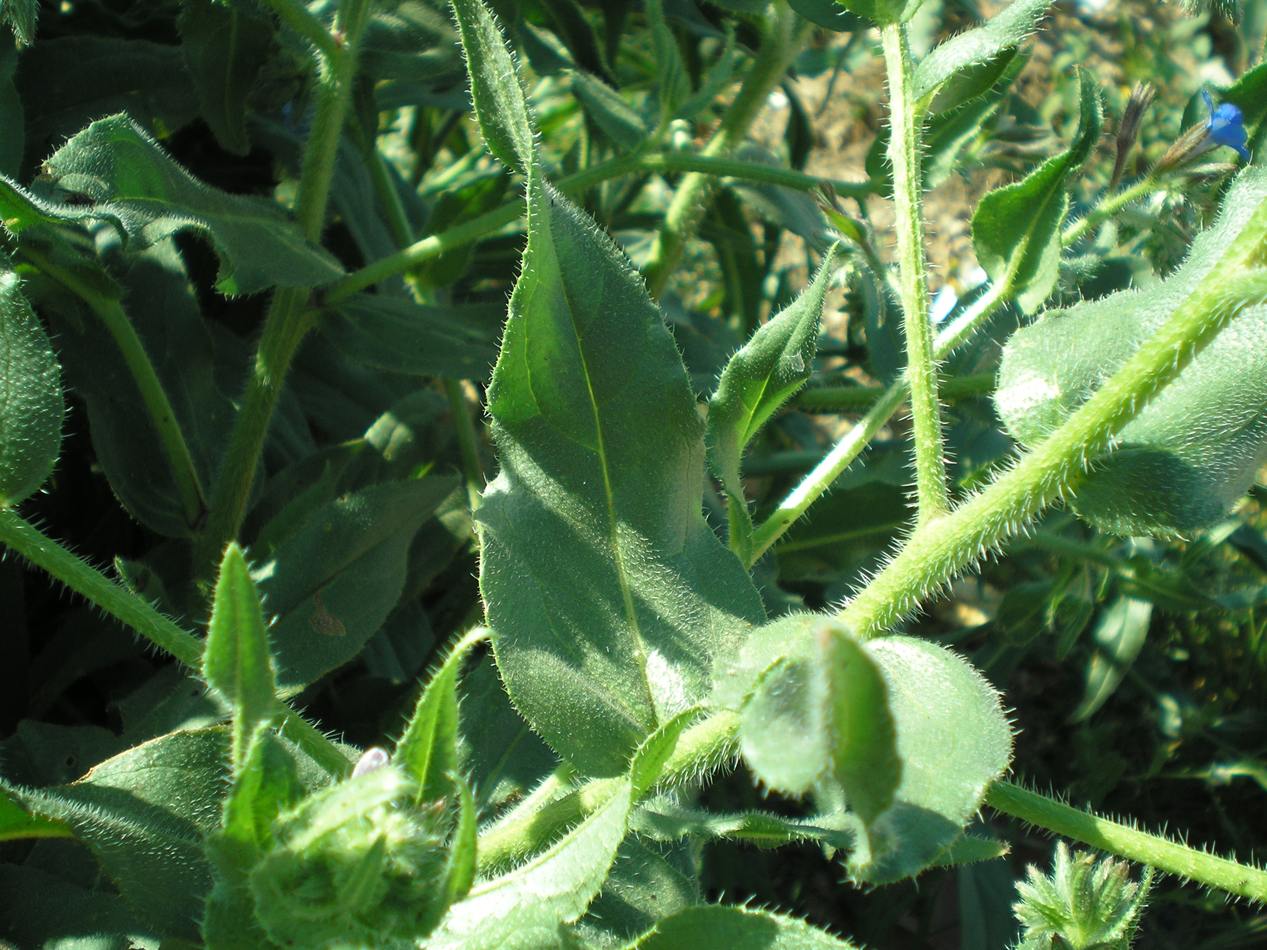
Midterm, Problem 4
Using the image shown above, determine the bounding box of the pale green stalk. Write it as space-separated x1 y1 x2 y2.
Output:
798 372 995 412
642 6 807 298
475 706 1266 900
196 0 371 579
0 510 350 777
746 282 1008 566
1062 174 1162 245
882 21 948 520
986 781 1267 903
323 149 872 305
261 0 339 61
20 249 206 528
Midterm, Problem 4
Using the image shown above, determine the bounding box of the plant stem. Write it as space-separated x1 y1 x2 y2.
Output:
476 710 739 871
20 249 206 529
746 282 1008 566
445 378 485 512
798 372 995 413
473 707 1267 900
881 21 948 521
642 6 806 298
0 509 350 777
323 149 870 305
196 0 370 578
1062 175 1162 245
986 781 1267 903
839 263 1267 638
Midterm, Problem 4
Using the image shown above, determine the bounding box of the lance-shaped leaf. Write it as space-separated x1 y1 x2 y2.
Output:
648 0 689 123
1071 596 1152 723
626 904 862 948
204 544 278 772
477 171 765 777
572 69 648 150
912 0 1052 113
429 778 633 947
442 776 479 907
0 786 70 842
708 244 840 502
37 114 343 295
632 800 853 851
257 477 457 691
995 167 1267 536
0 264 62 507
450 0 535 172
177 0 274 156
1 728 229 941
0 0 36 46
395 628 489 803
971 69 1101 313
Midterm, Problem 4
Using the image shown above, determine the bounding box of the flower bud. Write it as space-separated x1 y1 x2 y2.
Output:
249 767 449 948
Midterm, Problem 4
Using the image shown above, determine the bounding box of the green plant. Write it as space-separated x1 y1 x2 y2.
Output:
2 0 1266 946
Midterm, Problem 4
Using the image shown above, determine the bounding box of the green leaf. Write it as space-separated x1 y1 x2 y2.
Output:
1070 596 1152 724
395 628 489 803
15 36 198 161
430 778 633 948
450 0 536 172
0 261 63 508
994 167 1267 536
832 0 923 28
708 245 840 556
788 0 866 31
846 637 1012 884
442 775 479 906
632 800 853 850
0 785 70 842
572 69 649 149
647 0 689 123
322 294 500 380
912 0 1052 112
625 904 861 948
971 69 1101 313
572 837 699 947
477 172 765 777
0 863 160 948
40 114 343 295
0 0 37 46
728 616 900 815
2 728 229 941
177 0 275 156
204 543 278 772
257 477 458 691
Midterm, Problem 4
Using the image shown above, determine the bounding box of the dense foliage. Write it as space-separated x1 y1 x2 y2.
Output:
1 0 1266 947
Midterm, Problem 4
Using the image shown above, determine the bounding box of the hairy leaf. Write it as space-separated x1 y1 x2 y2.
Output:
0 0 37 46
831 0 923 28
430 779 633 947
995 167 1267 535
912 0 1051 112
2 728 228 940
971 69 1101 313
395 628 488 803
257 478 457 690
0 262 62 508
0 45 21 176
177 0 274 156
40 115 343 294
204 544 278 771
450 0 535 171
478 173 765 776
572 69 648 149
626 904 861 948
323 294 500 380
1070 596 1153 723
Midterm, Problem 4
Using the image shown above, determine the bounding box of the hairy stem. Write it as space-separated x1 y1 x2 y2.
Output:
324 149 872 305
20 249 206 529
642 6 806 298
840 263 1267 638
1062 174 1163 245
0 510 349 776
798 372 995 412
196 0 371 578
986 781 1267 903
882 21 948 520
474 707 1267 900
261 0 338 62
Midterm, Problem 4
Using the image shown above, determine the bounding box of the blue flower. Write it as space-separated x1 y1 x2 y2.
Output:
1202 89 1250 160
